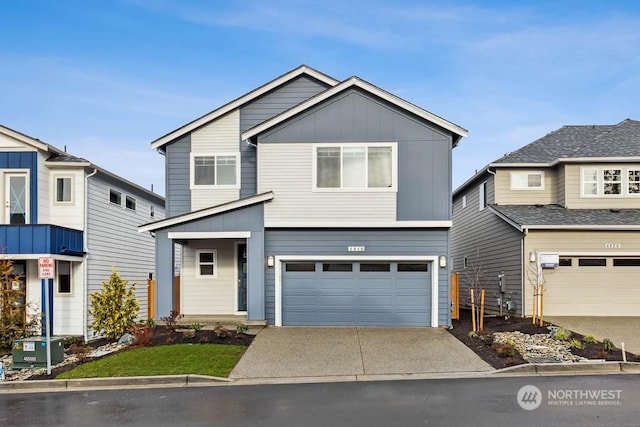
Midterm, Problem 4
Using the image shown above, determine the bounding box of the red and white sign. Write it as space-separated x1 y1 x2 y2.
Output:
38 257 55 279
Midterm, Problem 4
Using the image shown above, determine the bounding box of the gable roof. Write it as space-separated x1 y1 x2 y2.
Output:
138 191 274 233
150 65 339 150
0 124 62 153
492 119 640 165
241 76 468 145
489 204 640 231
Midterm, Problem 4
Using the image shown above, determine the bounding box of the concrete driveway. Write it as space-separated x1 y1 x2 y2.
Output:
545 317 640 355
229 327 492 380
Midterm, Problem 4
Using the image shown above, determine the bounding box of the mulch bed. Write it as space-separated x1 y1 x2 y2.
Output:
23 326 254 381
448 309 637 369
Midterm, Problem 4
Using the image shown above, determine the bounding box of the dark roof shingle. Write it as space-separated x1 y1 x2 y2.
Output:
490 204 640 228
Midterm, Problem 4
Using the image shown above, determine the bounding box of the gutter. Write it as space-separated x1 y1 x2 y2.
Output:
83 168 98 343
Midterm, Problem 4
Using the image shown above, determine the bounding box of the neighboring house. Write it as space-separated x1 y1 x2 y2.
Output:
139 65 468 327
0 125 165 340
452 119 640 317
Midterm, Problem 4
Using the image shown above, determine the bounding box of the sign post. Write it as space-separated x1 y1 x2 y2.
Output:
38 257 55 375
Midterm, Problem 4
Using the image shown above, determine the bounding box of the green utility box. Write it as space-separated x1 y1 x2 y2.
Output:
12 337 64 369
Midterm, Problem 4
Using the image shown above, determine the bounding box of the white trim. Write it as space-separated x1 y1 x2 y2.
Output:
168 231 251 239
189 152 241 190
6 253 84 261
274 255 439 327
311 142 398 192
195 249 217 279
139 191 274 232
265 220 452 228
510 171 545 190
151 66 340 149
45 161 91 168
52 174 74 205
55 260 73 296
242 77 468 141
580 166 640 198
525 225 640 231
4 169 30 224
478 181 487 211
0 125 49 151
490 157 640 168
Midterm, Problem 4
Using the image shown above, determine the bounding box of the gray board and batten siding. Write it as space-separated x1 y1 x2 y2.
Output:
451 173 523 314
239 75 332 198
165 134 191 217
256 88 454 222
86 173 163 335
154 203 265 321
264 229 451 326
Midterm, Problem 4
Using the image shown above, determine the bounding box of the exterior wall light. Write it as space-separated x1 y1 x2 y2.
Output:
439 255 447 268
529 252 536 263
266 256 275 268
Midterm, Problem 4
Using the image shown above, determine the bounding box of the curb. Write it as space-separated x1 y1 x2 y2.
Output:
493 361 640 375
0 374 231 393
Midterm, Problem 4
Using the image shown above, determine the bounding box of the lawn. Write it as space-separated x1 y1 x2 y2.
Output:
56 344 247 379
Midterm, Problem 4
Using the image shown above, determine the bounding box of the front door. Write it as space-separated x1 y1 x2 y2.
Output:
5 173 28 224
237 243 247 312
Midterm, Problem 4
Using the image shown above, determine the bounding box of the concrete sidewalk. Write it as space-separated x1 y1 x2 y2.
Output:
229 327 493 379
545 317 640 355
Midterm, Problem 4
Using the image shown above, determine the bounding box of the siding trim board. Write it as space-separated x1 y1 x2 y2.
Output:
273 255 439 327
266 221 453 228
168 231 251 239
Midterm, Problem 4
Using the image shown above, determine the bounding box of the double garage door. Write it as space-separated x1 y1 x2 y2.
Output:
542 256 640 316
282 260 432 326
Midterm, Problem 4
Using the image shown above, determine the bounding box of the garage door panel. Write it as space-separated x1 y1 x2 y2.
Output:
283 261 431 326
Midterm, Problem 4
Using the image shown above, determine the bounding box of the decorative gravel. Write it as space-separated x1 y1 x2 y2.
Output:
493 331 588 363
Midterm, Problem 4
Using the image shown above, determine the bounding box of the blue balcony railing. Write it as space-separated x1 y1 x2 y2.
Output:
0 224 84 256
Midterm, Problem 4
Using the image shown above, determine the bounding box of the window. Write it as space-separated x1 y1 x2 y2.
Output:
613 258 640 267
578 258 607 267
196 250 217 278
398 263 428 272
150 205 155 218
191 153 239 188
479 181 487 210
314 144 395 190
360 263 391 272
463 256 468 269
582 167 640 197
57 261 71 293
285 263 316 272
462 195 467 208
125 195 136 211
109 189 122 205
511 172 544 190
559 258 573 267
322 263 353 272
55 177 72 203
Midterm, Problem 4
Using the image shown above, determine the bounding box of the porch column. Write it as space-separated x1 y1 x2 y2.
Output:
246 231 265 321
155 231 174 319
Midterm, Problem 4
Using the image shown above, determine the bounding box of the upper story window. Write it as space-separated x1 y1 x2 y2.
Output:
125 195 136 211
511 171 544 190
190 153 240 189
149 205 155 218
582 167 640 197
479 181 487 210
109 189 122 205
55 177 73 203
462 195 467 208
313 143 396 191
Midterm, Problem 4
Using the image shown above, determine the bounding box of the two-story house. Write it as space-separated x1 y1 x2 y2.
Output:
452 119 640 317
139 65 468 327
0 124 165 341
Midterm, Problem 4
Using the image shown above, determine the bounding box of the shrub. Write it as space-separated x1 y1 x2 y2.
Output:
146 318 157 329
183 329 195 339
190 322 203 332
214 322 229 338
494 343 515 358
89 268 139 340
0 258 40 349
552 328 572 341
602 338 615 352
467 330 478 339
236 324 249 334
129 323 155 347
583 334 597 344
596 350 609 359
160 310 183 331
199 335 209 345
568 338 583 350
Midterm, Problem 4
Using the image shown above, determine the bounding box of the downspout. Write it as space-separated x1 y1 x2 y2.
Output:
83 168 98 342
521 227 528 316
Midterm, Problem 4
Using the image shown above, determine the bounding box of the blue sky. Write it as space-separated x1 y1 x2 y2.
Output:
2 0 639 196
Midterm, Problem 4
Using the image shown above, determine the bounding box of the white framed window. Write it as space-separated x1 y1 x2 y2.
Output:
57 261 72 294
150 205 155 218
54 176 73 204
196 250 217 278
125 195 137 211
109 189 122 206
313 143 397 191
479 181 487 210
510 171 544 190
581 167 640 197
462 195 467 208
463 256 468 269
190 153 240 189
